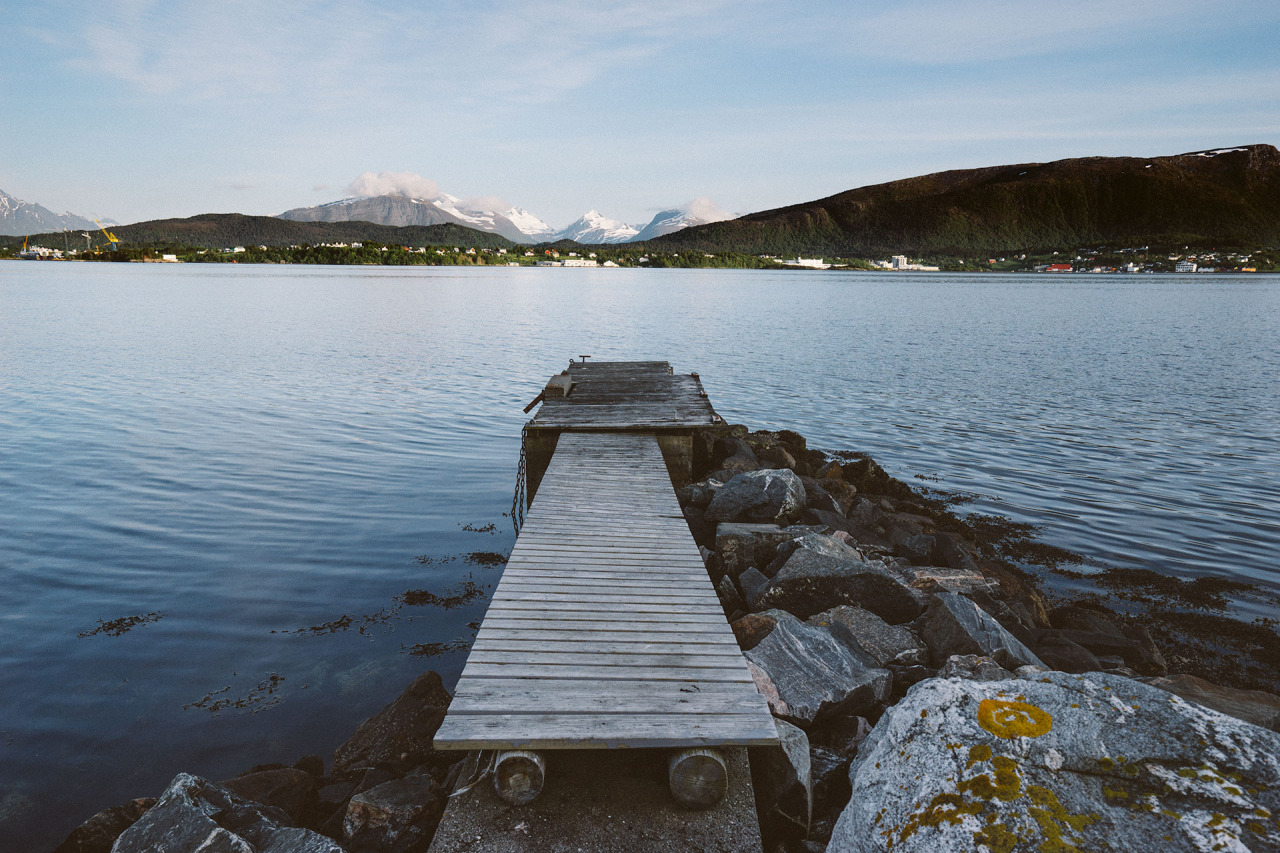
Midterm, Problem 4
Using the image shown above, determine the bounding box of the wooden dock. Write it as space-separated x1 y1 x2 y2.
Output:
434 362 775 760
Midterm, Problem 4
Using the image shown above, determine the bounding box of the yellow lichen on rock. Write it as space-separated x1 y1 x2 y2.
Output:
978 699 1053 739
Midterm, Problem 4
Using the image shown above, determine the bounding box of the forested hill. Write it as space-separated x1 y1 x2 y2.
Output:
3 214 515 250
650 145 1280 255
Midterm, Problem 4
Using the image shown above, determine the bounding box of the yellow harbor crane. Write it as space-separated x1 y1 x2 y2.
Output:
95 220 120 251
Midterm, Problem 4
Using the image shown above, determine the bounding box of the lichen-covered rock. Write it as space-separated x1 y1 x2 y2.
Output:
751 540 924 623
744 612 891 727
829 672 1280 852
917 592 1045 670
705 469 807 525
335 671 451 775
110 773 341 853
807 605 927 667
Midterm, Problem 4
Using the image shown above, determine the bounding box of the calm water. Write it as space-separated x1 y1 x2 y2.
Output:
2 262 1278 848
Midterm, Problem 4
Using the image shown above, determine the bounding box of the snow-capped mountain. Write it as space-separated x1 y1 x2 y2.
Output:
554 210 640 244
631 205 733 242
279 185 728 245
0 189 101 236
504 206 557 241
279 194 535 243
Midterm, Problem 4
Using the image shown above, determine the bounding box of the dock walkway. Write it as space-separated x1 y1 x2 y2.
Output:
433 431 775 749
435 361 775 755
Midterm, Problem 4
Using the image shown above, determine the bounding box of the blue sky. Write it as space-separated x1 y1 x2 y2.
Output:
3 0 1278 229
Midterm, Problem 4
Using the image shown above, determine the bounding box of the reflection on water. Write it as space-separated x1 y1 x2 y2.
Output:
0 262 1277 848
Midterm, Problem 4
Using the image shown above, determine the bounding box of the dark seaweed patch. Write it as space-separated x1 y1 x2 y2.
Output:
464 551 508 568
1084 567 1262 611
401 639 470 657
184 674 285 716
397 581 486 610
78 611 164 638
460 522 496 534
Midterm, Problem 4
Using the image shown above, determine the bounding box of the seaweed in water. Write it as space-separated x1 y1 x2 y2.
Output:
1070 567 1267 611
401 639 471 657
414 555 457 567
459 522 497 534
78 611 164 638
184 673 286 716
464 551 508 568
397 580 486 610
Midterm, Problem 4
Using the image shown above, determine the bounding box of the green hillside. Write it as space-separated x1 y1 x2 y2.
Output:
649 145 1280 256
2 214 515 251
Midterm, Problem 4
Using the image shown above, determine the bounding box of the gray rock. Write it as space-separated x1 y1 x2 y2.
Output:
744 612 891 727
1034 633 1103 674
893 533 935 565
343 772 444 852
676 477 723 508
917 592 1045 669
221 767 317 825
1052 626 1167 676
715 522 793 578
751 538 924 624
111 773 341 853
335 671 451 775
737 566 770 603
937 653 1013 681
1142 674 1280 732
799 476 843 515
807 604 927 667
829 671 1280 852
706 469 807 525
750 719 813 836
932 531 981 573
758 444 799 470
716 573 746 618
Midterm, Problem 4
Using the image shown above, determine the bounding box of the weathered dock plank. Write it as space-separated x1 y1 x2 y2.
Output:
434 432 776 750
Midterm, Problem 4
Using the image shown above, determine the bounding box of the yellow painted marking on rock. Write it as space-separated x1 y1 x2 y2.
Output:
978 699 1053 739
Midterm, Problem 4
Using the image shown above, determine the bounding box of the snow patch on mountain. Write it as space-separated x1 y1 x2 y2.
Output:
631 198 734 242
555 210 640 244
0 189 101 236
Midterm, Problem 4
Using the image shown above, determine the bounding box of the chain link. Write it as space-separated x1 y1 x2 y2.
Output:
511 422 529 533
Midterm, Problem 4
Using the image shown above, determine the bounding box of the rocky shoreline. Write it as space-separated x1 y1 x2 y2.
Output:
55 424 1280 852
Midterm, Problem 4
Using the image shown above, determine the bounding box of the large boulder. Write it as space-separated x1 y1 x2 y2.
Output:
829 672 1280 852
744 612 891 727
221 767 318 826
335 671 451 776
1143 674 1280 732
750 536 924 624
917 592 1045 669
110 773 341 853
705 469 807 525
342 772 444 853
807 605 927 667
